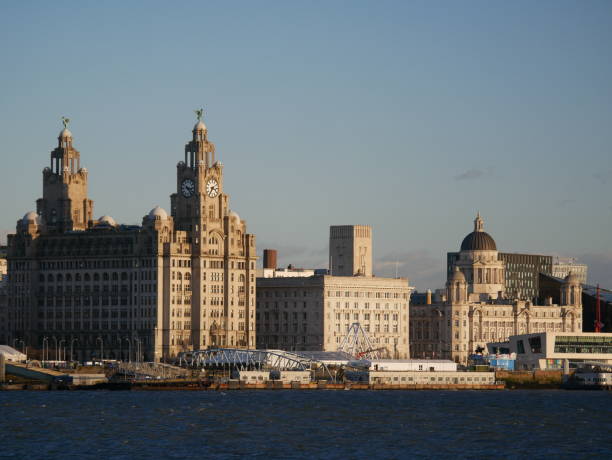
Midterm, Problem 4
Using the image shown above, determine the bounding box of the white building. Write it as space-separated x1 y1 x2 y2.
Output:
553 258 588 284
488 332 612 370
256 226 411 358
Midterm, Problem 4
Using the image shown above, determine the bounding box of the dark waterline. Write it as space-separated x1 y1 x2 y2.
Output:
1 390 611 459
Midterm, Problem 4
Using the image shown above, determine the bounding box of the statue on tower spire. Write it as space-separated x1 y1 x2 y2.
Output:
61 116 70 129
474 212 484 232
194 108 204 122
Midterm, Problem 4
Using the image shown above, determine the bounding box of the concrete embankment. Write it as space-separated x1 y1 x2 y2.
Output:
76 380 505 391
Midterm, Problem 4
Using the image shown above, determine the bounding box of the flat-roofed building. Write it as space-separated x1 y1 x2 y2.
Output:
256 275 411 358
487 331 612 370
552 258 588 284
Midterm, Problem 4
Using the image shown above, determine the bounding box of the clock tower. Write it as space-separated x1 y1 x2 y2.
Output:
169 109 257 351
171 110 228 236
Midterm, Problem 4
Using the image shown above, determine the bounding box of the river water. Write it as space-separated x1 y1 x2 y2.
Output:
1 390 611 459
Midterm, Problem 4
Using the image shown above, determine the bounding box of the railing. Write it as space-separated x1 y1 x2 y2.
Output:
114 361 191 379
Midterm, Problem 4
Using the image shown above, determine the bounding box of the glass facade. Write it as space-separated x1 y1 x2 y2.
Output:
554 335 612 354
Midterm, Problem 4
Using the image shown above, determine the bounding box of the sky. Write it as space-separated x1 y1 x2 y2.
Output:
0 1 611 290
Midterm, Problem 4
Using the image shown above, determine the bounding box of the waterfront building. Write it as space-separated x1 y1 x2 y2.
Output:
447 250 552 302
552 258 588 284
487 331 612 370
256 227 411 358
4 113 256 361
411 214 582 364
539 273 612 333
256 274 411 358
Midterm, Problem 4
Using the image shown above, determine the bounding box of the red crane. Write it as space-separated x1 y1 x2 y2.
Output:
355 347 387 359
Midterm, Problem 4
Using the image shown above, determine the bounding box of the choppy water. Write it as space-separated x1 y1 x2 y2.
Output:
1 390 611 459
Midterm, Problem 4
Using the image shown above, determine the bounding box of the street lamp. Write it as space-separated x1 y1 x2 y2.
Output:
134 338 141 363
42 337 49 363
70 338 78 363
58 339 66 362
96 337 104 363
52 336 58 361
18 340 26 359
124 338 131 363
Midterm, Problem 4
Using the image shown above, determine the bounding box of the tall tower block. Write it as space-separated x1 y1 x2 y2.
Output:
329 225 372 277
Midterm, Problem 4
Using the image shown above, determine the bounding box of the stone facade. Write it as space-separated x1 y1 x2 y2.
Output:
448 251 553 302
410 214 582 364
329 225 372 277
256 275 411 358
4 115 256 362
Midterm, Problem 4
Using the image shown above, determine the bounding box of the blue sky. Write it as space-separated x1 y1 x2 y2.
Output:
1 1 611 289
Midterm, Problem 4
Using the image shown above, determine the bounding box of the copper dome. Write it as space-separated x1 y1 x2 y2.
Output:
460 231 497 251
460 213 497 251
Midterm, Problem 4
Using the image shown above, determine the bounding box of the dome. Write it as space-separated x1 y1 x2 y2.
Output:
59 128 72 139
460 213 497 251
460 231 497 251
193 120 207 132
449 266 466 282
148 206 168 220
22 211 39 224
229 210 240 221
98 215 116 227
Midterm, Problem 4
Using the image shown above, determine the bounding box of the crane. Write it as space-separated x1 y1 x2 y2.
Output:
355 347 387 359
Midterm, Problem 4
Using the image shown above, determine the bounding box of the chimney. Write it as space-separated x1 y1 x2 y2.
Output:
263 249 277 270
426 289 432 305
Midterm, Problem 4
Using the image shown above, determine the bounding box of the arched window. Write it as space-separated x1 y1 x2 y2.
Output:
121 272 128 281
57 274 63 282
84 273 90 282
112 272 119 281
47 274 54 282
103 273 109 281
93 273 100 282
66 273 72 282
75 273 81 282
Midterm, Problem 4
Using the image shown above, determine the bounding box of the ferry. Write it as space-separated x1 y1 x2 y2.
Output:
562 363 612 390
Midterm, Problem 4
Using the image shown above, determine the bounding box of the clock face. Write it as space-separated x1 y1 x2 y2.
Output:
206 179 219 197
181 179 195 198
